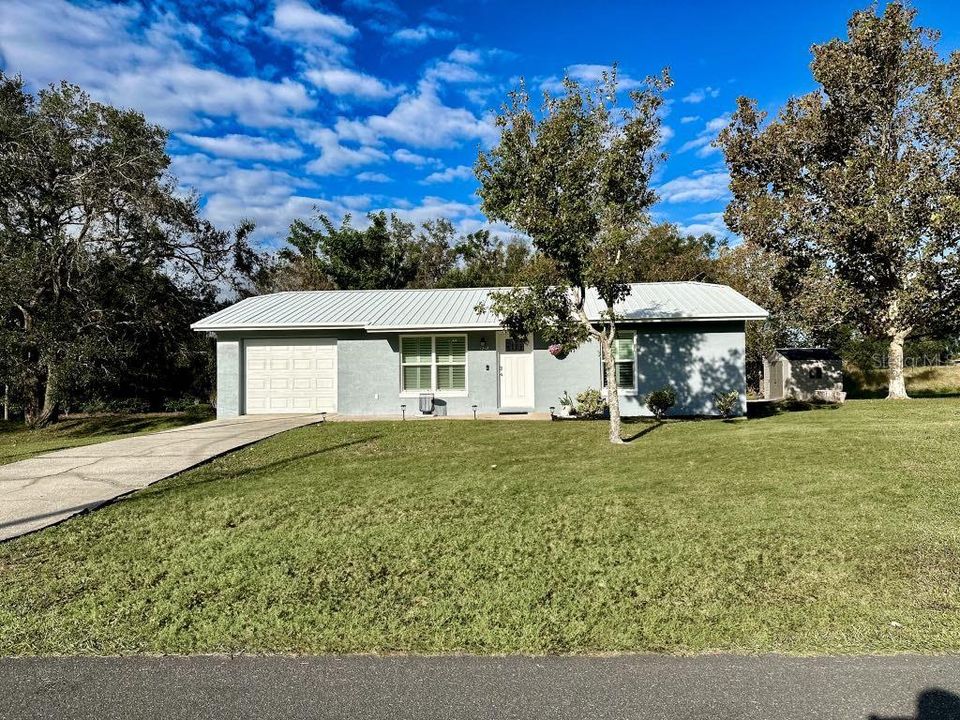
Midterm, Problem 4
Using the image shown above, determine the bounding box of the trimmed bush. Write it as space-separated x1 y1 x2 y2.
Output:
575 388 607 418
713 390 740 418
645 386 677 420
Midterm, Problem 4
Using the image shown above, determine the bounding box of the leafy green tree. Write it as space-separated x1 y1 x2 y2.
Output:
0 73 247 425
627 223 725 282
407 219 459 289
476 66 671 443
438 230 531 288
275 211 417 290
719 3 960 399
52 255 222 410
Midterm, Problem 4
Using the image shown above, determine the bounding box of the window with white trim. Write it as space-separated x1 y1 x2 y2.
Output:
400 335 467 393
602 331 636 390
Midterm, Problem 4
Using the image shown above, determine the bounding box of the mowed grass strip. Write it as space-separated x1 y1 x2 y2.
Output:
1 399 959 655
0 409 215 465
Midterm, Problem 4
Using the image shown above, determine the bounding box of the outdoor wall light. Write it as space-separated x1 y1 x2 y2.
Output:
472 404 478 420
479 336 488 351
400 404 406 420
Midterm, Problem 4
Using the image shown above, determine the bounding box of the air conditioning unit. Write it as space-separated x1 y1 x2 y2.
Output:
419 393 434 414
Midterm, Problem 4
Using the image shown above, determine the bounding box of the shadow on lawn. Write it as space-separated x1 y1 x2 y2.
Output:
621 420 663 443
746 399 842 419
135 435 383 501
55 412 211 438
0 411 212 440
870 688 960 720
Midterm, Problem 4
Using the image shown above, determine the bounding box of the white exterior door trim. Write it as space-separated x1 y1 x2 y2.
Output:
496 332 535 409
243 337 338 414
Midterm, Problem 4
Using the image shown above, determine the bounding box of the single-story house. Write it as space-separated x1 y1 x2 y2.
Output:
763 348 844 401
192 282 767 419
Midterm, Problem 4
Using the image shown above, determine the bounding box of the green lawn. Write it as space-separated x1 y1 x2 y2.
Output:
1 399 959 656
0 408 215 465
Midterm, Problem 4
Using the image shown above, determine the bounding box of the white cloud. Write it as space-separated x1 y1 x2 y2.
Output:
540 64 646 94
304 67 400 99
171 153 306 197
678 135 713 154
426 60 487 84
272 0 356 39
303 128 388 175
680 115 700 124
367 80 496 148
356 171 392 182
657 171 730 203
339 194 373 210
344 0 404 16
682 86 720 104
332 117 383 146
448 47 483 65
205 193 336 244
390 24 455 45
0 0 314 130
178 133 304 160
392 148 441 166
678 114 730 157
677 212 729 237
376 195 478 225
0 0 515 245
421 164 473 184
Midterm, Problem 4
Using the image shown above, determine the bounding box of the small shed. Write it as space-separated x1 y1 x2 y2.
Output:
763 348 844 401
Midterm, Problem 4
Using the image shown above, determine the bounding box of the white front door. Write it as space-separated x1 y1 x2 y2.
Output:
497 332 535 408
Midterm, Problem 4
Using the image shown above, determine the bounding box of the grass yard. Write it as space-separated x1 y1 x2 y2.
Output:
0 408 215 466
1 399 959 656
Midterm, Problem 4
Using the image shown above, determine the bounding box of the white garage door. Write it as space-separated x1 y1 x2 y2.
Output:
244 338 337 414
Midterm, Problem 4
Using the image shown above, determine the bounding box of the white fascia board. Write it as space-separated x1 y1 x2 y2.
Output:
191 312 767 333
189 322 366 332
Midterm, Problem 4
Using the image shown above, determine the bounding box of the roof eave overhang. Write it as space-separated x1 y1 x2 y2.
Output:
192 313 768 333
190 323 367 333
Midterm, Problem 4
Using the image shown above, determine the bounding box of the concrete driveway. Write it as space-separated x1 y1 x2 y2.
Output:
0 415 322 541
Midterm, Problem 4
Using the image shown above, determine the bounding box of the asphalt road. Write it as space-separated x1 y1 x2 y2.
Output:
2 654 960 720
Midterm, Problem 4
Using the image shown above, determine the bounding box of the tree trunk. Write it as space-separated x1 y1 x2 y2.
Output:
601 336 624 444
25 362 61 427
886 331 910 400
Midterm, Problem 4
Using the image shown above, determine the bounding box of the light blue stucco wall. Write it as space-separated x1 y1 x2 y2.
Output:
531 321 746 416
625 321 747 416
533 335 602 411
212 320 747 418
337 331 499 416
215 339 241 419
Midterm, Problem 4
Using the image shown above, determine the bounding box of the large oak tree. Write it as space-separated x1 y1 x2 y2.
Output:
0 74 247 424
719 3 960 399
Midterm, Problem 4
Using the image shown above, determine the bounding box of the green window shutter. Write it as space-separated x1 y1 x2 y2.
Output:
604 332 636 388
437 364 466 391
612 332 634 362
435 336 466 364
401 337 432 365
403 365 432 391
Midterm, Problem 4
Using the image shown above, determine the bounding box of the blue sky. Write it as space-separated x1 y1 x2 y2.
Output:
2 0 959 248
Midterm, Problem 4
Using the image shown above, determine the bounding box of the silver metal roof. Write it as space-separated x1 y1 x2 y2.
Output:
192 282 768 332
